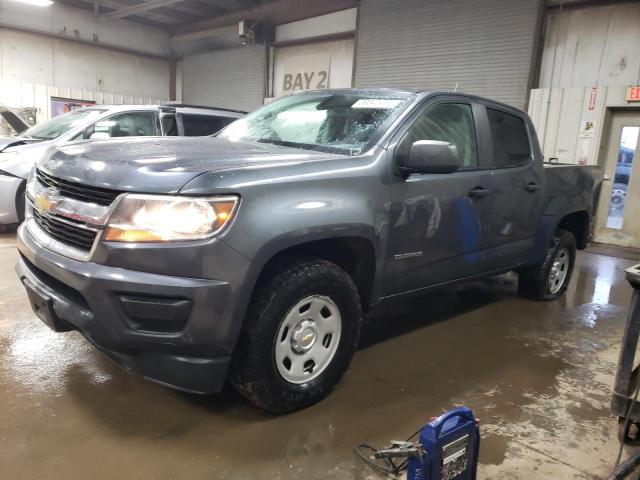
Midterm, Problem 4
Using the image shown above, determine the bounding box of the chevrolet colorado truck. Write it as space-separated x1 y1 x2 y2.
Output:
15 89 602 412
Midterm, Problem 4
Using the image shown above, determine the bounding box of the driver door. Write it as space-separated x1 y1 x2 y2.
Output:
384 99 496 295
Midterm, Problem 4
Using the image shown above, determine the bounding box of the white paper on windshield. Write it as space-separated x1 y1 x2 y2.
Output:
352 99 403 109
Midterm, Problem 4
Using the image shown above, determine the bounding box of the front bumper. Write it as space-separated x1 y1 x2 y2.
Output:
0 173 22 225
16 220 254 394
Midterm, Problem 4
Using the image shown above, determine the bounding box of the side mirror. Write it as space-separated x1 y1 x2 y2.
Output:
401 140 461 174
89 132 111 141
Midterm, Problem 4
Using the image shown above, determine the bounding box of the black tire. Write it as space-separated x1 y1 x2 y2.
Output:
230 257 362 413
518 229 576 301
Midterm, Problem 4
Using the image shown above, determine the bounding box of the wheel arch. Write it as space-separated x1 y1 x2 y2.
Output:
250 235 378 313
555 210 590 250
525 208 590 266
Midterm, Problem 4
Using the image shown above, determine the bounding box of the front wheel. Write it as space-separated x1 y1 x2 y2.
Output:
230 258 362 413
518 229 576 301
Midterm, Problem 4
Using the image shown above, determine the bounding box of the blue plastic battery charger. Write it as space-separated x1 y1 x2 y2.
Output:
407 407 480 480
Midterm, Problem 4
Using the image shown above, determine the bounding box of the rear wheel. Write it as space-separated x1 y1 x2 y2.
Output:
230 257 362 413
518 229 576 301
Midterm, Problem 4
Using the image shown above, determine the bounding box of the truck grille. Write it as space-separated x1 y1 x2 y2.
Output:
37 169 122 206
32 210 98 251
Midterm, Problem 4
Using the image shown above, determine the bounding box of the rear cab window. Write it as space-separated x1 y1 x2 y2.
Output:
486 108 532 168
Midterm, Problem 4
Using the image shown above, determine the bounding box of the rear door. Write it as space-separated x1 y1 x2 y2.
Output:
480 104 544 268
384 97 497 295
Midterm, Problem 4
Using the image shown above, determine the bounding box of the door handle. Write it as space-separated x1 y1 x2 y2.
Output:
468 186 490 199
525 182 541 192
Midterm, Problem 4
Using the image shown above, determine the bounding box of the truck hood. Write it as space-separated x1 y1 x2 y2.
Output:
40 136 345 194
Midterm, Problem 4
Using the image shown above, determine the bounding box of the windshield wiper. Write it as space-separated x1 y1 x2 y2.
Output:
254 138 349 155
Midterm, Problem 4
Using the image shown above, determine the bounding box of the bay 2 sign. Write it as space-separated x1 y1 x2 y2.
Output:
282 71 328 92
276 52 331 96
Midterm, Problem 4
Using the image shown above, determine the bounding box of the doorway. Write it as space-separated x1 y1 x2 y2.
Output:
594 110 640 248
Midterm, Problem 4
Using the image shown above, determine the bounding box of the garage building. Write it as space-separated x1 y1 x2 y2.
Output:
1 0 640 478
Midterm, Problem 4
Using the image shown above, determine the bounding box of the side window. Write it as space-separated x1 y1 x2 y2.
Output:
398 103 478 169
181 114 226 136
85 112 158 139
486 108 531 168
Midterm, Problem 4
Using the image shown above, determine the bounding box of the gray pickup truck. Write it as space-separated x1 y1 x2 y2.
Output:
16 89 602 412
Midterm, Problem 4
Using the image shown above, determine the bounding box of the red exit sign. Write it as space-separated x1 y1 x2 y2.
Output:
627 86 640 102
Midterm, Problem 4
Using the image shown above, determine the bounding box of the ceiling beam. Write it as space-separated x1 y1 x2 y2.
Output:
55 0 175 29
175 0 358 35
101 0 186 19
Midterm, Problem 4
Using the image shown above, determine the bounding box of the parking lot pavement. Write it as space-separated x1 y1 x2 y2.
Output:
0 232 635 479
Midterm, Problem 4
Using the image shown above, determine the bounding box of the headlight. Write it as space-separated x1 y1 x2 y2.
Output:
103 194 239 242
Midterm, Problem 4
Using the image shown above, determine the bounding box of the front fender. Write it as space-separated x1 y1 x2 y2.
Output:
179 149 391 312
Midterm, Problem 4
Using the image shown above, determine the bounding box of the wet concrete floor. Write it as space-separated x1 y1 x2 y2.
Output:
1 231 639 479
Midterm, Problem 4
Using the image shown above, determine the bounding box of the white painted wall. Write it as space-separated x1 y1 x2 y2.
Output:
0 0 170 127
530 2 640 166
0 1 170 57
0 78 167 124
275 8 357 43
528 86 636 166
540 3 640 88
0 28 170 100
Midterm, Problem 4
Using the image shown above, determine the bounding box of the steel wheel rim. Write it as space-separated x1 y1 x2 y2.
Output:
548 247 570 294
274 295 342 384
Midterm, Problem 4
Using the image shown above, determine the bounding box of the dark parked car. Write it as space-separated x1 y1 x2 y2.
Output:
16 89 602 412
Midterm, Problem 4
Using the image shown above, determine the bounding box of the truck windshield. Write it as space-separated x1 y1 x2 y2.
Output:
218 91 414 154
22 109 106 141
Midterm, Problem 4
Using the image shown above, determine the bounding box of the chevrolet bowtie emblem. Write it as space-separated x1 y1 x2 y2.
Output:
34 190 59 214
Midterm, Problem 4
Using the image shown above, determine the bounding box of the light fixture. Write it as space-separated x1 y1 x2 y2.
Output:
8 0 54 6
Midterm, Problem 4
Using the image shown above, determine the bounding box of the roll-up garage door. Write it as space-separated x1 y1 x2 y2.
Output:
182 45 265 112
354 0 541 109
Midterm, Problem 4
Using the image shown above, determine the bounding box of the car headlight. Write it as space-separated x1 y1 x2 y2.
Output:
103 194 239 242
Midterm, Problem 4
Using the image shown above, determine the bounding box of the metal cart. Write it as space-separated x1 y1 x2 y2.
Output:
612 263 640 442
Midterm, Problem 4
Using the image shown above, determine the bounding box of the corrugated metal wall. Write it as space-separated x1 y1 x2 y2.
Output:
354 0 541 108
182 45 266 112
